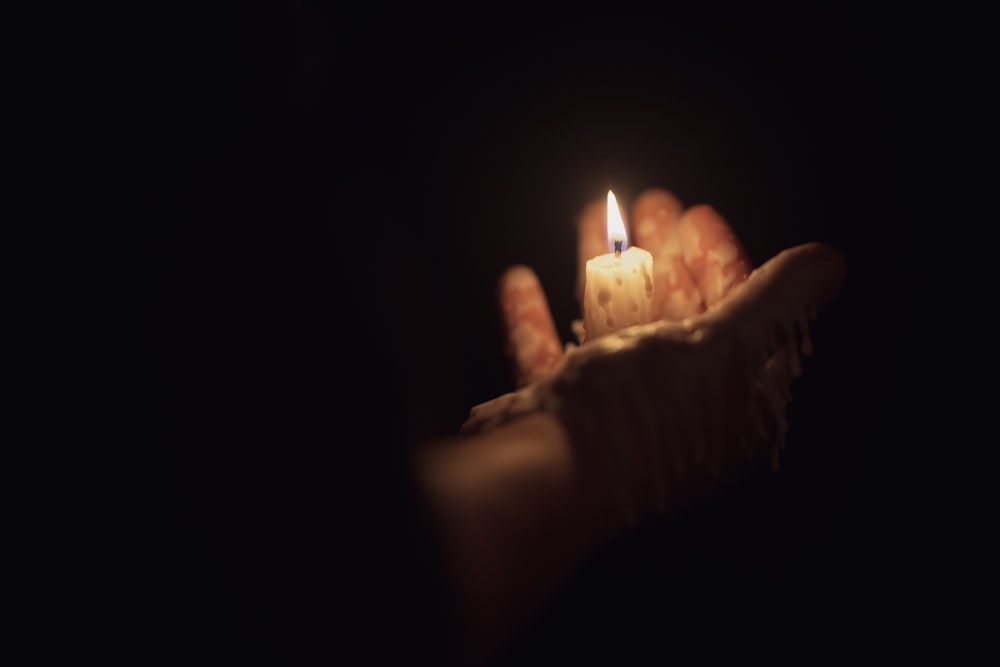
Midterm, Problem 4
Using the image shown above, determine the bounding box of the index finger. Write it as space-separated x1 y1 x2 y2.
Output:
630 188 705 321
574 199 609 305
498 265 564 387
678 205 753 309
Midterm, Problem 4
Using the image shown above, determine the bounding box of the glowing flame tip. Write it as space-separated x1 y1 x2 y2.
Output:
606 190 627 252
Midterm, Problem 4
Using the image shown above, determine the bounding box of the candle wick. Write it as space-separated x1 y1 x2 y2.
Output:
613 239 623 258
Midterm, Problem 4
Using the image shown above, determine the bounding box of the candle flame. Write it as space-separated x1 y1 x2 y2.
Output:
606 190 627 252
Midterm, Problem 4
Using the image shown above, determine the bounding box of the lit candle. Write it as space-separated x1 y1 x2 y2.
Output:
581 191 654 341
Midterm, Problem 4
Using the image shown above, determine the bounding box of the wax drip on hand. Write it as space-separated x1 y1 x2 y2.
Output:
461 242 845 527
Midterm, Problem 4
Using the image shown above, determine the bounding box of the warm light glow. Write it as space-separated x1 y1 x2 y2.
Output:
606 190 627 252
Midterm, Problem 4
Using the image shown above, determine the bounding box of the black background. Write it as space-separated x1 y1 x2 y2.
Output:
146 0 956 663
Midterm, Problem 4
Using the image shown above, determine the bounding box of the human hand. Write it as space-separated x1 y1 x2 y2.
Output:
461 188 846 524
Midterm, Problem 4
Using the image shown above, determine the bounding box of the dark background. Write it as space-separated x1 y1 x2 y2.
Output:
167 0 890 437
148 0 950 663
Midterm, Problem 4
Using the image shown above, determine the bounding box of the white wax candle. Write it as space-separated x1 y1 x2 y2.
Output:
582 191 654 341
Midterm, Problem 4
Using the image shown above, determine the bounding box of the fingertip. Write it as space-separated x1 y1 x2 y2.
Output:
576 199 611 303
499 264 541 292
498 265 544 320
632 188 684 247
797 242 848 310
677 204 722 258
496 264 563 387
730 242 848 329
575 199 607 255
632 188 684 218
678 203 721 229
575 199 606 231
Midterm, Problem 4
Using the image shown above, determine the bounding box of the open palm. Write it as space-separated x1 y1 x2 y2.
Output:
461 187 846 522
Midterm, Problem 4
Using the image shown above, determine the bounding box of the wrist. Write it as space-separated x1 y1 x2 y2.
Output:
414 412 620 664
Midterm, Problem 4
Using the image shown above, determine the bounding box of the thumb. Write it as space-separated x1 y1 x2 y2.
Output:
706 242 846 471
708 242 847 365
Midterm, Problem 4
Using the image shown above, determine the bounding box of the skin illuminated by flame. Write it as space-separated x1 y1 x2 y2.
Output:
465 241 845 523
474 188 846 524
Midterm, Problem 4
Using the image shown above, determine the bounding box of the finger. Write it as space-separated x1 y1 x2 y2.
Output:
709 242 846 470
710 242 847 367
631 188 705 321
678 205 753 309
574 199 610 305
498 265 564 387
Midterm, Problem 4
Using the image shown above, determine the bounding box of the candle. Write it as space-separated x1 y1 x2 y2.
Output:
582 191 654 341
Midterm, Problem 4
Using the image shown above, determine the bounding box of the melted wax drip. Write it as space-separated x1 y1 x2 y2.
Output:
460 298 818 523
